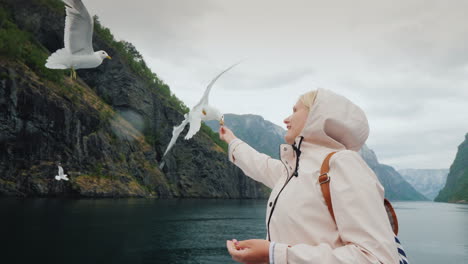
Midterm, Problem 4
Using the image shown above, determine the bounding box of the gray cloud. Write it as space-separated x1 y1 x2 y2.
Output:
84 0 468 169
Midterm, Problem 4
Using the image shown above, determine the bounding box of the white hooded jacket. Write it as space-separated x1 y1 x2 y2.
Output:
228 88 399 263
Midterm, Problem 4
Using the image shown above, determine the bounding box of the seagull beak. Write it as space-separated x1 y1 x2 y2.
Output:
220 116 225 126
106 56 112 60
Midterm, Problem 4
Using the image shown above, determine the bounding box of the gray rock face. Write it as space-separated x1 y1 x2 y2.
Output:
398 169 448 200
359 145 428 201
205 114 286 159
0 0 268 198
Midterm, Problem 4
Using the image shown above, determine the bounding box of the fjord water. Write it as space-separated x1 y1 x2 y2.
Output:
1 199 467 264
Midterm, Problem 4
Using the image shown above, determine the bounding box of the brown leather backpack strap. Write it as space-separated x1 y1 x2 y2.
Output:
319 151 338 223
384 198 399 235
319 152 400 236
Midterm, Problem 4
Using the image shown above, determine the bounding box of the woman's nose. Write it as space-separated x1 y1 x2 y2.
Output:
283 116 290 124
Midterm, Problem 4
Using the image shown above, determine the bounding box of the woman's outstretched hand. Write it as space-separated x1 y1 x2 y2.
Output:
226 239 270 264
219 126 237 144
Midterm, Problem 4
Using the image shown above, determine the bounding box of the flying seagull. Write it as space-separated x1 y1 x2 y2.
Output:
45 0 111 79
55 164 69 181
159 62 239 169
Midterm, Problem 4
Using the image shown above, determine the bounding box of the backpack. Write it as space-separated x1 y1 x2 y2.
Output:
319 152 409 264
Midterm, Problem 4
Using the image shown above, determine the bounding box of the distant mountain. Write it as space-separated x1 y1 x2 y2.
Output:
435 133 468 203
359 145 428 201
205 114 286 159
398 169 449 200
206 114 427 201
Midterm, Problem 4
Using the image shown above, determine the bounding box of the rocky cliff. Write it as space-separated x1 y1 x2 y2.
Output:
0 0 268 198
435 133 468 203
398 168 448 200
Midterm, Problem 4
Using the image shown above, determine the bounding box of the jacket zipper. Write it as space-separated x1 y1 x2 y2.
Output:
267 137 304 241
266 144 294 241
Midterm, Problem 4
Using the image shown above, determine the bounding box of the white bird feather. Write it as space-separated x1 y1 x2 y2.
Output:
63 0 94 55
55 165 69 181
45 0 111 78
159 62 240 168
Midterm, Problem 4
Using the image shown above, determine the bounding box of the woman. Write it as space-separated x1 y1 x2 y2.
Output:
219 88 399 264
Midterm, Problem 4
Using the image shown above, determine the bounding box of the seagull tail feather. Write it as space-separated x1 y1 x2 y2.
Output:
45 48 70 69
159 161 166 169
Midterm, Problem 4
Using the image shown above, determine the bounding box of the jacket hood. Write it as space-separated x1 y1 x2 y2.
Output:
298 88 369 151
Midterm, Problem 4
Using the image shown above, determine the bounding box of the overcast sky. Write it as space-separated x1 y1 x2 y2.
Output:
84 0 467 170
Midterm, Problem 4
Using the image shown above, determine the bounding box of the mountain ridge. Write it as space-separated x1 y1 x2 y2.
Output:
0 0 268 198
435 133 468 203
398 168 448 200
359 145 428 201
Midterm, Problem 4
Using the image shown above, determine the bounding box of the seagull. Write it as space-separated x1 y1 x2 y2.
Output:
55 164 69 181
45 0 111 79
159 62 239 169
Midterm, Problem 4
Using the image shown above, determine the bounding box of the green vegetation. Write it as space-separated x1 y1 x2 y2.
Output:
94 16 234 150
93 16 189 114
0 7 65 82
0 10 115 127
436 169 468 202
435 134 468 202
0 178 16 189
0 71 9 80
38 0 65 13
200 124 228 152
143 128 162 147
90 163 108 179
93 19 227 150
1 2 228 156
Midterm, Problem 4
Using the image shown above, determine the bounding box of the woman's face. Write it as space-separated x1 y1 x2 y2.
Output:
283 100 309 144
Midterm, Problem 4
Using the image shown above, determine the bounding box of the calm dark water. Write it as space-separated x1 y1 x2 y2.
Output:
0 198 467 264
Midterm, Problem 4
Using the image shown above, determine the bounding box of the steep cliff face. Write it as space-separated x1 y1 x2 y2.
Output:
435 133 468 203
0 0 268 198
398 169 448 200
205 114 286 159
0 60 165 197
358 145 428 201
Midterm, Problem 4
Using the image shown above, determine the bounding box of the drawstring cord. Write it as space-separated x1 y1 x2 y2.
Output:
291 136 304 177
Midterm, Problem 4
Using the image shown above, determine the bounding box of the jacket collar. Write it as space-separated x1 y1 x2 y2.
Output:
280 136 346 177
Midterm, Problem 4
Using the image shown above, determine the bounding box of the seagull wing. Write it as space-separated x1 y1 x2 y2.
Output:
193 61 241 109
58 166 64 176
162 116 190 158
63 0 94 55
184 114 202 140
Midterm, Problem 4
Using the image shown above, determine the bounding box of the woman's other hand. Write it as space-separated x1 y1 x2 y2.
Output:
219 126 237 144
226 239 270 264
